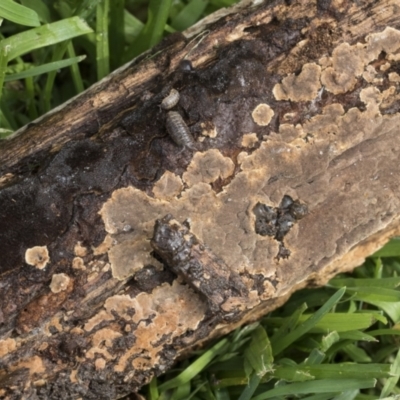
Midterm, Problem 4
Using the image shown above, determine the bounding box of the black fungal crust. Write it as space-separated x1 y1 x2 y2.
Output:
253 195 308 259
151 214 248 320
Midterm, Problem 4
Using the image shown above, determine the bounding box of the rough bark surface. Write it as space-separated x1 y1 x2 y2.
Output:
1 0 400 398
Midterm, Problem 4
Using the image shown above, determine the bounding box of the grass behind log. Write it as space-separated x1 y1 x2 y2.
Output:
1 1 400 399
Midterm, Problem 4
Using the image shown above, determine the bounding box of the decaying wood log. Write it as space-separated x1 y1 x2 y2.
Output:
1 0 400 398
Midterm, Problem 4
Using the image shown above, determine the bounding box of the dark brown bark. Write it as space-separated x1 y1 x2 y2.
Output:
1 0 400 398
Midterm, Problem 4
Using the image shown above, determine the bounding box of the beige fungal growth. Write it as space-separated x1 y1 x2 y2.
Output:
321 43 365 94
321 27 400 95
93 234 113 255
251 103 274 126
49 273 71 293
182 149 235 186
74 242 87 257
25 246 50 270
153 170 183 200
108 239 162 280
241 133 259 148
389 72 400 82
201 122 218 138
273 63 321 102
84 281 207 373
0 338 16 358
72 257 86 270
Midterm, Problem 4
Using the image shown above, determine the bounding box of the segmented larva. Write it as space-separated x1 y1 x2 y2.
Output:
166 111 196 149
161 88 180 110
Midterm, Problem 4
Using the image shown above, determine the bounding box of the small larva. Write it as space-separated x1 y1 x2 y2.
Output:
161 88 180 110
166 111 196 149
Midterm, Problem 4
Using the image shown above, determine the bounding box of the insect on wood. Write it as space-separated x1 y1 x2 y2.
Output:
166 111 196 149
161 88 180 110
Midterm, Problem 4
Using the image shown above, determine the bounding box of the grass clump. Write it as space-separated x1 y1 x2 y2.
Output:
0 0 240 136
142 238 400 400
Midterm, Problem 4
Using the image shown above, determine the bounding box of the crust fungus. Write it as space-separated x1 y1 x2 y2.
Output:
251 103 274 126
273 63 322 102
153 171 184 200
182 149 235 186
49 273 71 293
241 133 259 148
0 338 16 358
25 246 50 270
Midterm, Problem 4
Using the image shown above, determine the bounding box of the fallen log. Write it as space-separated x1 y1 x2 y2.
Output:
1 0 400 398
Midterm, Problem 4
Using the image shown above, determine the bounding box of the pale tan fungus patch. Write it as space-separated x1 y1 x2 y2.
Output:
11 356 45 377
273 63 321 102
95 358 106 370
278 124 304 142
389 72 400 82
33 379 46 387
50 273 71 293
86 328 122 360
388 53 400 61
108 239 162 280
251 103 274 126
321 42 365 94
74 242 87 257
153 170 184 200
93 234 113 255
182 149 235 186
201 123 218 138
362 65 378 83
112 281 207 372
0 338 16 357
241 133 259 148
70 369 79 383
38 342 49 351
380 62 391 71
321 27 400 95
46 315 63 334
25 246 50 269
72 257 86 270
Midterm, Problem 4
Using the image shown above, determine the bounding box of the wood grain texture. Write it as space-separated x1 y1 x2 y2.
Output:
1 0 400 398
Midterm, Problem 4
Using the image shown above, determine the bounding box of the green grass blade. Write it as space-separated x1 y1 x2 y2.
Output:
24 76 37 120
66 42 85 93
42 43 68 112
158 338 229 391
333 389 359 400
238 374 261 400
0 44 9 105
244 326 273 377
96 0 110 80
330 277 400 289
75 0 102 21
252 379 376 400
147 376 159 400
20 0 51 23
272 287 346 356
109 0 125 69
1 17 93 61
0 0 40 27
371 238 400 258
126 0 173 60
4 55 86 82
273 363 391 381
380 348 400 398
124 10 144 44
346 287 400 302
171 0 209 31
270 303 308 345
